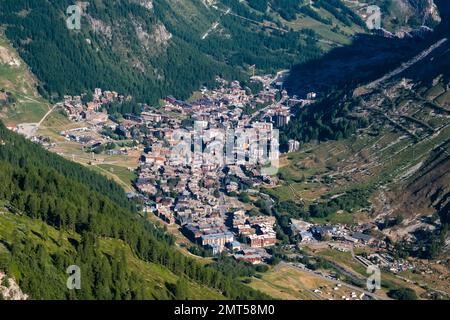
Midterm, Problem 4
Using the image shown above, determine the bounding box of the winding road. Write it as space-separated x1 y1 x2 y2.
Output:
366 38 448 89
17 103 58 138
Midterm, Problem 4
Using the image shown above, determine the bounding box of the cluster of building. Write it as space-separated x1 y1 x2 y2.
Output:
232 211 277 248
60 127 103 146
34 76 318 262
291 219 378 246
183 221 235 255
60 88 130 123
132 79 297 258
162 80 247 122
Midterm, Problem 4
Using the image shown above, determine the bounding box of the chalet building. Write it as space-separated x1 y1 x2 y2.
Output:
200 232 234 248
247 234 276 248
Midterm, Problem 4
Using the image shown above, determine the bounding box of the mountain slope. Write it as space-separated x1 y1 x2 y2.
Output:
0 32 51 126
0 207 224 300
391 140 449 218
0 0 370 104
371 32 450 223
285 0 446 97
278 0 449 253
345 0 441 31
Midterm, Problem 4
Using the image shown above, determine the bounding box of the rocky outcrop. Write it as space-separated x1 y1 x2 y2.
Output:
0 45 21 67
86 15 113 40
135 22 172 50
0 272 28 300
131 0 154 11
377 0 441 32
151 23 172 44
407 0 441 23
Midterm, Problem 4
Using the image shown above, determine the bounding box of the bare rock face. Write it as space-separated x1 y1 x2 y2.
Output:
396 0 441 24
0 272 29 300
86 15 113 40
151 23 172 44
135 22 172 50
139 0 154 11
0 45 21 67
130 0 153 11
0 92 8 102
408 0 441 23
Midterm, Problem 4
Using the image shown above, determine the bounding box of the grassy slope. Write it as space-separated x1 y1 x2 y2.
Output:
249 263 369 300
0 33 50 125
284 7 364 46
0 204 224 300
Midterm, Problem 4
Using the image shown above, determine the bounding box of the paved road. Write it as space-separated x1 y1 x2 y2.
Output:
366 38 448 89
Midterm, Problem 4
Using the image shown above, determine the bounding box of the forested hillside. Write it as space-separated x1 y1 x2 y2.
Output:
283 0 449 146
0 121 269 299
0 0 369 103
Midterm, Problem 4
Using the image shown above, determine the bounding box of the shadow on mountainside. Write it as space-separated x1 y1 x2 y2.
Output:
285 0 450 97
